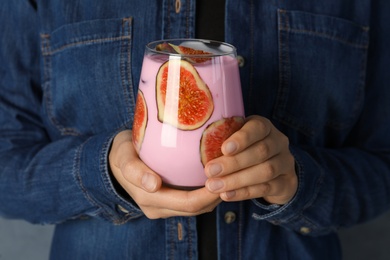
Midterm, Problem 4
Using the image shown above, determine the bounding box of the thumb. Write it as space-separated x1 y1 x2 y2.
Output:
110 130 162 193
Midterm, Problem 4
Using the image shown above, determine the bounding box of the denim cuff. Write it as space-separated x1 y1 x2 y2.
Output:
77 130 143 224
250 145 331 235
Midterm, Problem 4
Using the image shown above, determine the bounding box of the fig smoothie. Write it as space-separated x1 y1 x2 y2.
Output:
132 40 245 188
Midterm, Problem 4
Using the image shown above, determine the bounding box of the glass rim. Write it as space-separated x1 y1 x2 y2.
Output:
145 38 237 57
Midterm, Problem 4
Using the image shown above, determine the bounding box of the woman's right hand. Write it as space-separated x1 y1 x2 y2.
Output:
109 130 221 219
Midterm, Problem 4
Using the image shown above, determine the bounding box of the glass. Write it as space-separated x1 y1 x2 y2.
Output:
132 39 245 189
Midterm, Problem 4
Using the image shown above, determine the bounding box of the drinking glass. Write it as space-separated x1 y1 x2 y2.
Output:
132 39 244 189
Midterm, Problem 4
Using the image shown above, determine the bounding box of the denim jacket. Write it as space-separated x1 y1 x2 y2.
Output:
1 0 390 259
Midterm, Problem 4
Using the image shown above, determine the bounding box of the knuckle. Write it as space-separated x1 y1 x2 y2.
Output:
122 165 135 182
262 162 276 180
258 183 271 196
185 198 203 213
236 127 251 143
228 155 243 171
256 142 270 157
185 203 201 214
122 161 136 176
242 187 251 198
122 161 132 172
255 117 270 133
122 161 144 185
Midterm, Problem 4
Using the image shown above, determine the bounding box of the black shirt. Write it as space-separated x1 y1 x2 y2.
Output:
195 1 225 259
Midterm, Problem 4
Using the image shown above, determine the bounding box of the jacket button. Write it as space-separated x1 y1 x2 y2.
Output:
237 55 245 67
175 0 181 13
224 211 236 224
300 227 311 234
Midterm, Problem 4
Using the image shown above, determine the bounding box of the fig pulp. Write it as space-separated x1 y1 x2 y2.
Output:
156 59 214 130
200 117 245 166
155 42 212 63
169 44 212 63
132 90 148 152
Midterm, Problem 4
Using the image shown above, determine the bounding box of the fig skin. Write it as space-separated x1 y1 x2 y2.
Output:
132 90 148 153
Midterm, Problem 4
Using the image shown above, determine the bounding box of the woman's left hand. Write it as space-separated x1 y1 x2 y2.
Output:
204 115 298 205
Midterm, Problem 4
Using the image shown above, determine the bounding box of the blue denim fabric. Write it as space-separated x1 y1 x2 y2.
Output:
1 0 390 259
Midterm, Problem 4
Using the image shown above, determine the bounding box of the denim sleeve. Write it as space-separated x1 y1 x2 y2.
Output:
0 1 142 224
250 1 390 236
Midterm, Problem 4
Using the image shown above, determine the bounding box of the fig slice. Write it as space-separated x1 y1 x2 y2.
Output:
132 90 148 152
156 59 214 130
168 43 212 63
155 42 212 63
155 42 176 53
200 116 245 166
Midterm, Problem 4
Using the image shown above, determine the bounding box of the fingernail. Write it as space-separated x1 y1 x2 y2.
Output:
224 141 237 154
142 172 157 192
208 163 222 177
224 190 236 199
208 179 224 191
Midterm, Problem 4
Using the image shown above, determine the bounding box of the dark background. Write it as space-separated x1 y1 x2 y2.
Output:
1 211 390 259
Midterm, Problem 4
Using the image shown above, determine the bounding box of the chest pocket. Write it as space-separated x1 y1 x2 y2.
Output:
41 17 135 136
274 9 369 138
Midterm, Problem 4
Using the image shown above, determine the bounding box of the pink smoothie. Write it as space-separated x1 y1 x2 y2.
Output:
136 53 244 188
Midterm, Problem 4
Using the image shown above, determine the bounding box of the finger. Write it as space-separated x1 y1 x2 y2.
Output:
220 173 297 203
110 130 162 193
128 185 221 219
205 136 279 178
120 155 162 193
220 183 271 202
221 115 271 156
206 159 277 192
206 151 296 195
143 186 221 213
